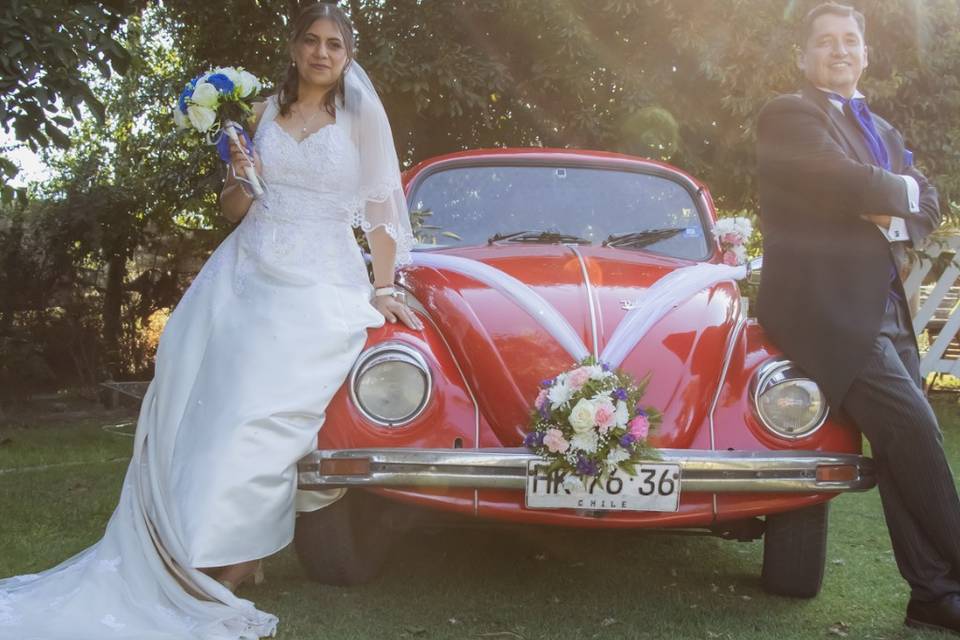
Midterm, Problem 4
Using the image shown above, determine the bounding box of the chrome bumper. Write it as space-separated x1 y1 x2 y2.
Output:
298 448 876 493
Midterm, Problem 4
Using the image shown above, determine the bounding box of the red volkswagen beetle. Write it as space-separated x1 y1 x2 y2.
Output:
294 148 875 597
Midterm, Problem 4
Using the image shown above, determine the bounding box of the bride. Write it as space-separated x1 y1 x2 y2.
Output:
0 3 419 638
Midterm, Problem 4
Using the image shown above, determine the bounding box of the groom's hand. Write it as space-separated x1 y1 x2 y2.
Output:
861 213 892 229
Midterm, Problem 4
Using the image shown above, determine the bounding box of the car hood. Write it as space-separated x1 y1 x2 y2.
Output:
402 245 742 448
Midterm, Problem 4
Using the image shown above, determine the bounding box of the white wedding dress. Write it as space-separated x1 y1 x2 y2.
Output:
0 81 412 639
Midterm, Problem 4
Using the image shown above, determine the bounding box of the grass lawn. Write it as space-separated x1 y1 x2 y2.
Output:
3 402 960 640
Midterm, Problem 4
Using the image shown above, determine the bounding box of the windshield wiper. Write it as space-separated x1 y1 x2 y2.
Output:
488 230 593 245
603 228 685 248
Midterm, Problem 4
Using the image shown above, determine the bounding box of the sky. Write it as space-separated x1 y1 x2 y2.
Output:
2 130 54 187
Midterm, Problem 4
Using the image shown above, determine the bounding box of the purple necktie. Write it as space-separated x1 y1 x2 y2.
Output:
827 92 904 309
827 92 891 170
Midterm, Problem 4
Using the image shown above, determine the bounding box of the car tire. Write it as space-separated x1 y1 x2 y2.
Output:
761 501 829 598
293 489 393 586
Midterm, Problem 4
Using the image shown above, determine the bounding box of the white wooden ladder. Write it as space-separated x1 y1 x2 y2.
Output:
905 232 960 379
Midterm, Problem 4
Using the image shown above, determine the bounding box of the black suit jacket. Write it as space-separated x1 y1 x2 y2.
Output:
755 83 941 405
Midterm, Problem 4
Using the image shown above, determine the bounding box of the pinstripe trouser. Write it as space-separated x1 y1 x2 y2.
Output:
842 299 960 602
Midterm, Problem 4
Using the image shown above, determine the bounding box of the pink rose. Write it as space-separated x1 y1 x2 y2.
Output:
567 367 591 390
543 428 570 454
535 388 549 410
722 249 739 266
594 401 616 433
721 232 740 245
628 415 650 440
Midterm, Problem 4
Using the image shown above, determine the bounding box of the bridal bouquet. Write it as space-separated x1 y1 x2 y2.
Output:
713 216 754 266
523 358 660 482
173 66 266 196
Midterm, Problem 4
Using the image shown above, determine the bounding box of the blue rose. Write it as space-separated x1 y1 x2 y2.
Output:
178 82 195 114
205 73 235 95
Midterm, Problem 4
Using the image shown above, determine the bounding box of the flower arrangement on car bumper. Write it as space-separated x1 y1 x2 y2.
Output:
524 358 661 480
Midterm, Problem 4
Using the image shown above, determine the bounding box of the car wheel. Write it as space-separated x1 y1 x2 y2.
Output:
294 489 393 586
761 501 829 598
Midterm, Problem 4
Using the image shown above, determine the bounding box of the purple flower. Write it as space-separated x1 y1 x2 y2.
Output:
601 362 611 372
634 406 648 417
612 387 628 402
619 433 636 447
576 456 600 477
538 405 550 420
524 431 544 448
540 377 555 389
205 72 235 95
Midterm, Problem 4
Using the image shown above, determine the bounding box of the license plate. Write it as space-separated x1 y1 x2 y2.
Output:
524 461 681 512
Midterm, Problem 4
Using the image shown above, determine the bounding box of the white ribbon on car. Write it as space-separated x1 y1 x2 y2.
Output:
601 262 747 368
410 252 591 361
408 253 746 367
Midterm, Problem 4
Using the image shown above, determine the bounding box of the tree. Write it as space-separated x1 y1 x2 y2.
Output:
0 0 141 200
4 0 960 399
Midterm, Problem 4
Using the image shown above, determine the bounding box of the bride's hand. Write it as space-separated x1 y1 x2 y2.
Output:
372 295 424 331
228 137 263 180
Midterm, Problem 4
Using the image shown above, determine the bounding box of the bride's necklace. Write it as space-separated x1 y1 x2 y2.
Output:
292 103 325 135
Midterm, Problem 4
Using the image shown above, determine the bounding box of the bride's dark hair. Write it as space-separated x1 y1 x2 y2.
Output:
278 3 355 118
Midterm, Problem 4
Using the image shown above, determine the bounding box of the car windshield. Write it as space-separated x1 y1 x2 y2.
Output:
409 164 710 260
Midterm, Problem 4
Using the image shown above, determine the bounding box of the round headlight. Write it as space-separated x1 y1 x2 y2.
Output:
350 343 431 427
750 359 828 439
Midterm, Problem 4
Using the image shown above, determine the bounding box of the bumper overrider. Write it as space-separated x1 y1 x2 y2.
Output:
298 448 876 493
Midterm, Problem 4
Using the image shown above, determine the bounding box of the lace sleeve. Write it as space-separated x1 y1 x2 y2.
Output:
341 63 414 266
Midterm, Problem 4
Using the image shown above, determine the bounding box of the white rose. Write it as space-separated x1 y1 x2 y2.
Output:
237 70 261 98
571 431 599 453
190 81 219 108
172 107 189 130
614 400 629 427
568 398 597 433
186 105 216 132
562 475 585 492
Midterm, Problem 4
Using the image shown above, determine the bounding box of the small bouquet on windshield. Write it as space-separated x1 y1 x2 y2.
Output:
712 216 754 266
523 358 661 485
173 66 266 197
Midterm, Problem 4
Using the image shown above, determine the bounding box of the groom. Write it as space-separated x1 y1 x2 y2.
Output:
756 2 960 633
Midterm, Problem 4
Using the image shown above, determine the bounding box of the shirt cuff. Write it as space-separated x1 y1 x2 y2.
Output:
879 216 911 243
900 174 920 213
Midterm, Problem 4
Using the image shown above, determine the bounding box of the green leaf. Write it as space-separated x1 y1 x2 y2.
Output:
43 121 71 149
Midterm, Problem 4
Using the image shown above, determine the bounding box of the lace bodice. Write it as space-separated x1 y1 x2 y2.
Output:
235 97 371 291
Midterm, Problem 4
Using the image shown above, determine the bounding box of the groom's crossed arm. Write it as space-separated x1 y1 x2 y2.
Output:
757 94 937 232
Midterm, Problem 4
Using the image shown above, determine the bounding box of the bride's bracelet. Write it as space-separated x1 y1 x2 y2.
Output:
374 286 396 298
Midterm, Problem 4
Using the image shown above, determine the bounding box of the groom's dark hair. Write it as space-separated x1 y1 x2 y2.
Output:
800 2 866 47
